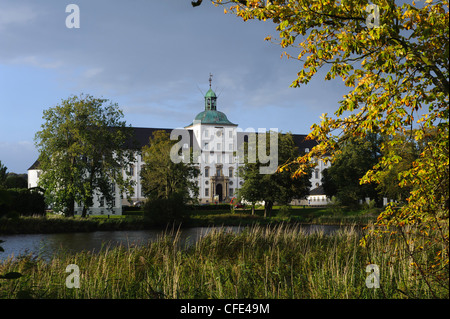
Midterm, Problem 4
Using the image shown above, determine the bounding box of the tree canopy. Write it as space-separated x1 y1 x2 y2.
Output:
0 161 7 189
203 0 448 296
321 134 381 207
140 130 200 225
238 132 311 216
140 130 200 203
34 94 135 217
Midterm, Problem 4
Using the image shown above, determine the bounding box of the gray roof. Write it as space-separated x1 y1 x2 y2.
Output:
28 127 318 170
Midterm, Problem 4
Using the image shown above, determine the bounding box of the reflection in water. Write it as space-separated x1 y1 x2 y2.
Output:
0 224 341 262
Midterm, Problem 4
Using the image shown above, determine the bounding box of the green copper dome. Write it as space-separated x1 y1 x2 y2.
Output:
186 85 236 127
192 110 236 125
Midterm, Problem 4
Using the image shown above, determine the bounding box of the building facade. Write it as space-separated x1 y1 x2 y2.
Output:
28 84 327 215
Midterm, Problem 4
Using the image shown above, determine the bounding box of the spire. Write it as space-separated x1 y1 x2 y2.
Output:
205 74 217 111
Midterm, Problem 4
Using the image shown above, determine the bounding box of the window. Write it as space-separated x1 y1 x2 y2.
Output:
129 165 135 176
204 142 209 150
228 154 233 164
217 153 222 163
205 188 209 197
204 152 209 164
229 168 233 177
99 197 105 207
229 188 233 196
229 130 233 138
205 167 209 178
228 143 233 151
217 143 221 151
314 169 319 179
205 130 209 137
216 168 221 176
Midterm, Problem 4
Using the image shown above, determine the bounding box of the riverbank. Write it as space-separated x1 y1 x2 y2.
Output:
0 223 446 299
0 206 378 235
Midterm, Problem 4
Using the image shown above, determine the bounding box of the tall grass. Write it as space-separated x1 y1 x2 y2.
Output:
0 224 447 299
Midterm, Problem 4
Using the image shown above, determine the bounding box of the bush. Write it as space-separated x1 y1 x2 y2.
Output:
327 196 343 215
276 205 292 217
0 188 45 218
143 193 190 227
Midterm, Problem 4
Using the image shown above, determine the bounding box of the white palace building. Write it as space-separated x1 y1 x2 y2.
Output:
28 81 330 215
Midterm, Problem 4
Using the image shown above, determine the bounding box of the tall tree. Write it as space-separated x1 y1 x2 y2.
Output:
141 130 199 202
140 130 199 225
0 161 7 189
321 134 381 207
208 0 449 295
238 132 311 217
35 94 135 217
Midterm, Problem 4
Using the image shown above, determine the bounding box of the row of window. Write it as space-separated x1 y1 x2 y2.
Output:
201 152 235 164
204 167 234 178
203 129 234 139
204 188 234 197
203 142 234 151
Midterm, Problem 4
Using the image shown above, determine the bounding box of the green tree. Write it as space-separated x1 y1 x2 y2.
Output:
0 161 7 189
140 130 200 225
34 94 135 217
321 134 381 207
238 132 311 217
374 131 420 202
208 0 449 296
5 173 28 189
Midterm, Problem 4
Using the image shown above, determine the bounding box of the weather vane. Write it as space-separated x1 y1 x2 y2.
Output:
209 73 213 88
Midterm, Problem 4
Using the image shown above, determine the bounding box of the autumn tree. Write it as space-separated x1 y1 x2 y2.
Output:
202 0 449 296
35 94 135 217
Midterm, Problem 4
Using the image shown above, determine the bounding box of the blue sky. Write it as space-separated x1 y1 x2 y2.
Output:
0 0 348 173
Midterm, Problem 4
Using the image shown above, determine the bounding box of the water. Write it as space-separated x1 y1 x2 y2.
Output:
0 224 341 262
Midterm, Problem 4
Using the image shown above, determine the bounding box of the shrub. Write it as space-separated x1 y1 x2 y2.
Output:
0 188 45 217
143 193 190 227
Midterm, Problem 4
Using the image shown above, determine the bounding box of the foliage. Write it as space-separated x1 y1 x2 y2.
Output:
321 134 381 207
211 0 449 296
143 193 190 226
140 130 200 225
4 174 28 189
0 161 7 189
141 130 199 203
34 94 135 217
238 132 311 217
0 188 45 218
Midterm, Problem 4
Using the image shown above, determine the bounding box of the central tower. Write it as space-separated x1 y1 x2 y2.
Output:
185 75 239 203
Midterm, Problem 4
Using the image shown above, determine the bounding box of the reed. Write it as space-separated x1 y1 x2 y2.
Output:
0 223 447 299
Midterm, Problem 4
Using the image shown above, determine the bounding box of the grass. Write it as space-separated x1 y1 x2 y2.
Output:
0 223 447 299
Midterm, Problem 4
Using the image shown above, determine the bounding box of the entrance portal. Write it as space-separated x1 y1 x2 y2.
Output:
215 184 223 202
